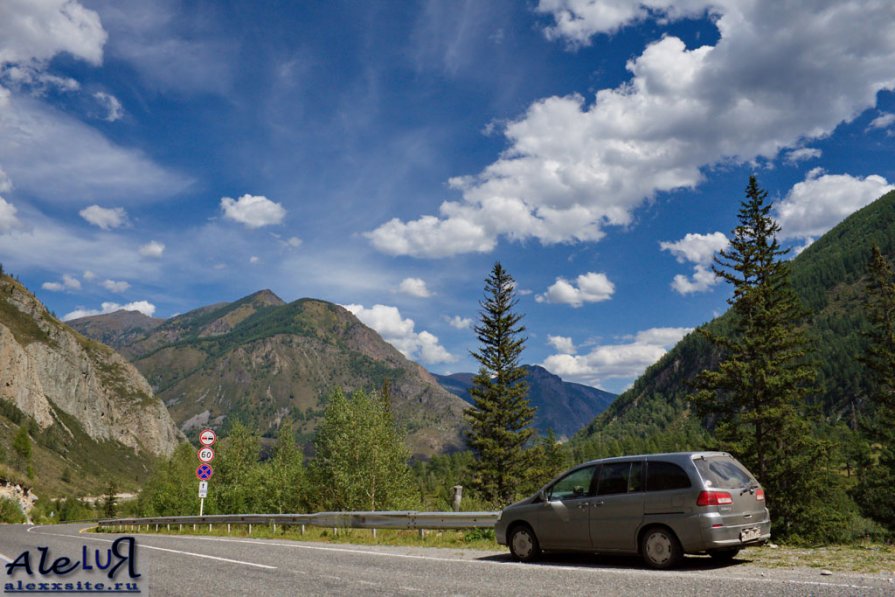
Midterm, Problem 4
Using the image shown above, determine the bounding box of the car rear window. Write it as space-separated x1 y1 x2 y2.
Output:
694 456 755 489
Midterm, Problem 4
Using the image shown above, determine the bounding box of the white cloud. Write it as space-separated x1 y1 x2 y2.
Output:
784 147 822 164
83 270 96 281
139 240 165 258
42 274 81 292
0 196 20 233
249 256 260 264
868 112 895 131
399 277 433 298
660 231 728 294
93 91 123 122
63 300 156 321
0 0 106 67
101 279 129 293
0 167 11 193
536 272 614 307
660 232 728 265
777 171 895 241
446 315 473 330
370 0 895 258
542 326 691 386
286 236 302 248
547 335 576 355
220 194 286 229
342 303 456 364
79 205 128 230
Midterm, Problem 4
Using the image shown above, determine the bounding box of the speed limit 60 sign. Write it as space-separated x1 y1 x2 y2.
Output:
198 447 215 463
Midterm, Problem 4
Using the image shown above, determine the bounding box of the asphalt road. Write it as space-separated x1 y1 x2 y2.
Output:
1 524 892 596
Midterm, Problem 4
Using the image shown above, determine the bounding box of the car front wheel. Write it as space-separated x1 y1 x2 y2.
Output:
640 526 682 569
508 524 541 562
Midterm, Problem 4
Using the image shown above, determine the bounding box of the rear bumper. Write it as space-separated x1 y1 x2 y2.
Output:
698 514 771 551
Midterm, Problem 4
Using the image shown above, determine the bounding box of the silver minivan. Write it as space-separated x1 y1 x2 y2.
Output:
495 451 771 569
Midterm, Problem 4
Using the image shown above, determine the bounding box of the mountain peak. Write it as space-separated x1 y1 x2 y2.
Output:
244 289 285 307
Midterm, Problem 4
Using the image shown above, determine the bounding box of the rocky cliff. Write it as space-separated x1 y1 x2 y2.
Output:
0 274 181 457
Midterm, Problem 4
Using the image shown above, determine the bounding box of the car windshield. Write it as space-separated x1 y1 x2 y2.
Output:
693 456 755 489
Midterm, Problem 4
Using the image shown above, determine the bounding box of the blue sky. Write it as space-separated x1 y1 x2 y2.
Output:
1 0 894 393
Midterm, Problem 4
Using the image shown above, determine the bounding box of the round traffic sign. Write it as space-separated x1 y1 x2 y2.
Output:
196 464 214 481
199 428 217 446
197 447 215 464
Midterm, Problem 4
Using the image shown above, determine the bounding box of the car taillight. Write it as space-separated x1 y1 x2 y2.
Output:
697 490 733 506
755 488 765 501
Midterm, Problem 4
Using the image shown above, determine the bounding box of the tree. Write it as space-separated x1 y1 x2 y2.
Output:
692 175 843 541
103 480 118 519
854 245 895 528
12 425 31 470
137 442 199 517
466 262 535 506
309 389 414 511
259 418 307 514
215 421 264 514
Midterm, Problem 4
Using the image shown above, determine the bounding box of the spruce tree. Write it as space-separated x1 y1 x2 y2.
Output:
692 175 841 540
854 245 895 528
466 262 535 506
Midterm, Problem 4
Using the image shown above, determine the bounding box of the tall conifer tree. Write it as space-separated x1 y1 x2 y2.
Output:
854 245 895 528
692 175 840 539
466 263 535 506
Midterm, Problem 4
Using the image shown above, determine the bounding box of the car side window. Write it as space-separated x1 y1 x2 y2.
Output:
597 462 633 496
646 461 691 491
548 466 596 500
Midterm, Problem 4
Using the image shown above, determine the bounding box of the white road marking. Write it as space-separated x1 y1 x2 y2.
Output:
25 527 276 570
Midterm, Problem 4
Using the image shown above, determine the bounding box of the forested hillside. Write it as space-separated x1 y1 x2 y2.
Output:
573 189 895 459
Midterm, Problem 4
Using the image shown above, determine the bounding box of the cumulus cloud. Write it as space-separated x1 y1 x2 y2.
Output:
868 112 895 131
446 315 473 329
0 168 11 193
286 236 302 248
547 335 576 355
220 194 286 229
777 170 895 242
139 240 165 258
369 0 895 258
342 303 456 364
63 300 156 321
79 205 128 230
784 147 822 164
42 274 81 292
93 91 123 122
101 279 130 293
0 196 20 233
398 277 433 298
660 231 728 294
536 272 614 307
0 0 106 67
542 326 691 386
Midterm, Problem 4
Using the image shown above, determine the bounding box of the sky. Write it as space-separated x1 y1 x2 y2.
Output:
0 0 894 394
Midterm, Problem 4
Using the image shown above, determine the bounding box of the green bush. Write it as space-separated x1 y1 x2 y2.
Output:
0 497 26 523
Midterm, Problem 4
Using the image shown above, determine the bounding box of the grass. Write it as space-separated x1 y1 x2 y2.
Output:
742 543 895 574
94 523 503 551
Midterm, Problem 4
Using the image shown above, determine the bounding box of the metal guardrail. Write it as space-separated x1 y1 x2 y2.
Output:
98 511 500 531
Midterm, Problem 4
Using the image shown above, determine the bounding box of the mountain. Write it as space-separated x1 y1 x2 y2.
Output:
433 365 616 438
71 291 469 457
573 189 895 455
0 272 182 496
67 309 164 352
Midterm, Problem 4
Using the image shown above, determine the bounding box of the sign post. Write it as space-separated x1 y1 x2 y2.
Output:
197 429 217 517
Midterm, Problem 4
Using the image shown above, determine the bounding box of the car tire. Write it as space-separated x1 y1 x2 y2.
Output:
508 524 541 563
709 549 740 563
640 526 682 570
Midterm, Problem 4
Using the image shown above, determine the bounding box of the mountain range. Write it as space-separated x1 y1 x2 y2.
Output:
70 291 470 457
433 366 615 439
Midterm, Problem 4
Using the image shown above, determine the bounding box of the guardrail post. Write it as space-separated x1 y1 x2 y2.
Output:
227 523 231 534
372 528 377 539
208 523 212 532
179 524 182 531
248 523 252 535
300 524 305 535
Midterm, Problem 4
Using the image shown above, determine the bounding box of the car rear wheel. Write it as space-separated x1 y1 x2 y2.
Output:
640 526 682 569
709 548 740 563
508 524 541 563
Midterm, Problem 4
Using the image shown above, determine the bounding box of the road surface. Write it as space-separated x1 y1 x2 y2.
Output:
1 524 892 595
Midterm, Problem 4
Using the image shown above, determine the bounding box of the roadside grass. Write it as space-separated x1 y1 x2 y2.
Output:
93 523 895 573
740 543 895 574
94 523 503 551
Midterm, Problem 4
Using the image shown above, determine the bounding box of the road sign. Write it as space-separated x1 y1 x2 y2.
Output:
198 481 208 498
199 428 217 446
197 447 215 463
196 463 214 480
